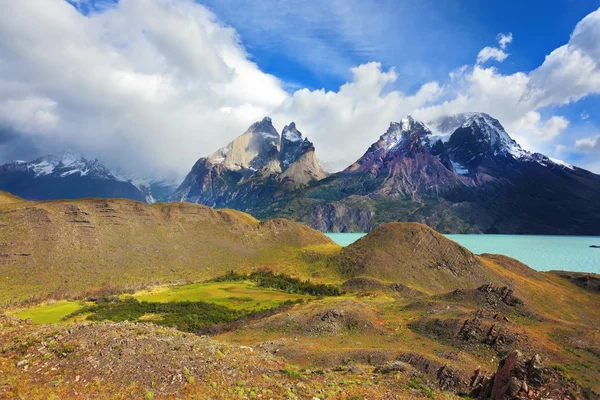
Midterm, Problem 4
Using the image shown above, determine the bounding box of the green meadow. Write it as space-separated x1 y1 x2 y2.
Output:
11 301 85 324
131 281 313 310
9 281 314 324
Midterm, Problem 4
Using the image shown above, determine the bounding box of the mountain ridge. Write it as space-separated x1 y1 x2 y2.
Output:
0 151 149 202
1 113 599 234
250 112 600 234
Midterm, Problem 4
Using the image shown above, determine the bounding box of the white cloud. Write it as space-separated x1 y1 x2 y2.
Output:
0 1 600 177
581 110 590 120
497 32 513 49
575 135 600 152
273 62 442 167
525 10 600 108
0 0 286 178
475 32 512 65
476 47 509 64
512 112 569 141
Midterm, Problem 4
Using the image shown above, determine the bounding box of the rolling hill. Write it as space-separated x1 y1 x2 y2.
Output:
0 191 335 307
1 190 599 398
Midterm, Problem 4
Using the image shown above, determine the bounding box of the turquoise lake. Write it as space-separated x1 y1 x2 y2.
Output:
325 233 600 273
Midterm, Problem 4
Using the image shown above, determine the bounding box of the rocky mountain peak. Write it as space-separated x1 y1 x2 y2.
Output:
377 117 432 154
6 150 115 180
400 115 416 131
445 113 528 168
282 122 302 143
208 117 280 171
247 116 279 139
280 123 315 169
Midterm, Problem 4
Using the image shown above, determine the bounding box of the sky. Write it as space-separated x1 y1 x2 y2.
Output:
1 0 600 178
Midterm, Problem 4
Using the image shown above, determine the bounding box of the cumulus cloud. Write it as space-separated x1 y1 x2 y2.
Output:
0 0 286 178
512 113 569 141
0 1 599 176
497 33 513 49
525 10 600 108
477 47 509 64
575 135 600 152
476 32 512 64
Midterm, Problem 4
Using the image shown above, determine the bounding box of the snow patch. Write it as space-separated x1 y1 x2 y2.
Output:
401 116 413 131
283 129 302 142
450 161 469 175
549 157 574 170
31 160 55 176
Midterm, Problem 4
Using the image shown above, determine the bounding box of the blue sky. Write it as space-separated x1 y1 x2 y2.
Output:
2 0 600 175
200 0 600 91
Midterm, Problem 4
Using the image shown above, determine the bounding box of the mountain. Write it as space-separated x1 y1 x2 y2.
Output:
0 151 148 202
167 117 327 208
255 113 600 234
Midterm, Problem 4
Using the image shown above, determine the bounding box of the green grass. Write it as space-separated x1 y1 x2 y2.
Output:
131 282 312 311
211 270 342 296
11 301 84 324
71 298 253 332
9 281 314 325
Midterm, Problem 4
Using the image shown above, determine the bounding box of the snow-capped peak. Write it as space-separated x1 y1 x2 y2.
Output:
460 113 529 159
401 116 415 131
5 151 116 180
282 122 302 143
381 117 431 150
549 157 574 170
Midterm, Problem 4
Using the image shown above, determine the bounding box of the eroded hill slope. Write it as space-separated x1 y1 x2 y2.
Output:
0 191 336 307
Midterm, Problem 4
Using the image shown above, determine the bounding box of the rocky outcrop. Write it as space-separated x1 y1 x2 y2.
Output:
396 352 467 392
470 351 555 400
477 284 524 307
550 271 600 293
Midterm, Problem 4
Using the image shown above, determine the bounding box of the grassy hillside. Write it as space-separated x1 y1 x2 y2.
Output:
0 192 338 307
0 190 23 205
1 191 599 398
338 222 495 293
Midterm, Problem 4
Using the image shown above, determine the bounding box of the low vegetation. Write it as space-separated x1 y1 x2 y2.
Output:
1 195 599 398
211 269 343 296
66 297 304 333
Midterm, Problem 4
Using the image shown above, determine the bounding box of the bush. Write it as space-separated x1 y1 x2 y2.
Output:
212 270 342 296
66 298 246 332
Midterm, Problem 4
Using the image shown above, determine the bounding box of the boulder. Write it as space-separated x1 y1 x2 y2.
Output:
471 350 554 399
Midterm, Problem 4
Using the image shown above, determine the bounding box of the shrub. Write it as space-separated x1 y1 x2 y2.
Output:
212 270 342 296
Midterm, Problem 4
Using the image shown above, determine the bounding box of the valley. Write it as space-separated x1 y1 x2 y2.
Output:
1 191 599 399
